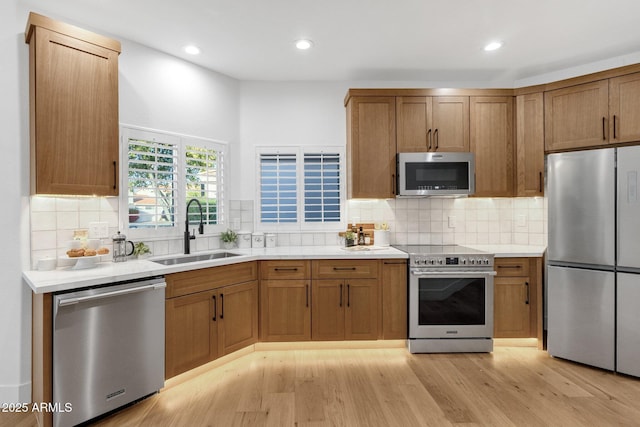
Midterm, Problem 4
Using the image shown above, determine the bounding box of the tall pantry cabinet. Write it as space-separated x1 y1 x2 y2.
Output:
26 12 121 196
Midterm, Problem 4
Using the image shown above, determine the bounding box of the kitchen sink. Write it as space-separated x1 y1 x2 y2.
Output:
151 251 241 265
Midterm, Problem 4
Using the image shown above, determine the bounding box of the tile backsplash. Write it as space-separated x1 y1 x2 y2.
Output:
29 196 547 268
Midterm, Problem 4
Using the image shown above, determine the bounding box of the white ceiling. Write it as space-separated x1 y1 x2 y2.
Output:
21 0 640 84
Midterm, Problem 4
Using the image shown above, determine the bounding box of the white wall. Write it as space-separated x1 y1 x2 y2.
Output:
8 6 241 403
1 0 32 403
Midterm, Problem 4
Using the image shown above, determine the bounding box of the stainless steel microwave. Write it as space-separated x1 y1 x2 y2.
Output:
397 152 475 197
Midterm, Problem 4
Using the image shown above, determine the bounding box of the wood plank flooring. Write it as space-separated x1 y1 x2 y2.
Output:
4 343 640 426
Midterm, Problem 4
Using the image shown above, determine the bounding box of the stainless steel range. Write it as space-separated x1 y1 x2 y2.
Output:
394 245 495 353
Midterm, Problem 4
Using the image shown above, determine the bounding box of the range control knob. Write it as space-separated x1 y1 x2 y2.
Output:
470 258 476 265
437 258 443 265
460 258 467 265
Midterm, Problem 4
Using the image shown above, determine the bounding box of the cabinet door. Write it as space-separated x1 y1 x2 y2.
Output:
516 93 545 196
381 260 407 339
432 96 470 152
218 281 258 356
397 97 432 152
470 96 515 197
609 73 640 144
346 96 396 198
165 291 217 378
494 277 531 338
345 279 379 340
261 279 311 341
544 80 609 151
32 27 119 196
312 280 345 341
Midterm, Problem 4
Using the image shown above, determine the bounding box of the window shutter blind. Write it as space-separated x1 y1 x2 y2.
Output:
304 153 341 222
260 153 297 223
127 138 178 228
185 145 222 225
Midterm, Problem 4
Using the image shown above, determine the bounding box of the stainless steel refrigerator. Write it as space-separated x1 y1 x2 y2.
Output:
547 146 640 376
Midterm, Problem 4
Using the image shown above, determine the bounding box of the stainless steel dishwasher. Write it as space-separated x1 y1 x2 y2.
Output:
53 277 166 427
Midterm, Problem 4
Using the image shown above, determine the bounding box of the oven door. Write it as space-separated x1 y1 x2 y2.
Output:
409 270 494 339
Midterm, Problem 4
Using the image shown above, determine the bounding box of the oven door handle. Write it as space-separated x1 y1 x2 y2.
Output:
410 269 496 277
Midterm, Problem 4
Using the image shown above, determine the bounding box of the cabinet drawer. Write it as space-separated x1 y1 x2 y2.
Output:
166 261 258 298
260 260 311 280
312 259 378 279
495 258 530 277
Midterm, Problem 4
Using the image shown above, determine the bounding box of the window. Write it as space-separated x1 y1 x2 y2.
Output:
256 147 344 230
121 126 227 237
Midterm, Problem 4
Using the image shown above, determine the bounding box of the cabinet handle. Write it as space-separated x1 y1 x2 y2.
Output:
274 267 298 272
333 267 356 271
112 161 117 190
339 284 343 307
525 282 530 305
427 128 432 150
539 171 543 193
306 284 309 308
212 294 217 321
497 265 522 269
613 115 617 139
347 284 350 307
434 128 439 150
602 117 606 140
391 174 396 196
220 293 224 319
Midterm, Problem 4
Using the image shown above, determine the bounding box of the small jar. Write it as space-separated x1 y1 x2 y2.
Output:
265 233 276 248
237 231 252 249
252 232 264 248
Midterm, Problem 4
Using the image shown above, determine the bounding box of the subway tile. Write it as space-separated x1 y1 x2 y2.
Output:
31 196 56 212
32 231 57 251
31 212 56 231
56 211 79 230
56 198 78 212
78 198 100 211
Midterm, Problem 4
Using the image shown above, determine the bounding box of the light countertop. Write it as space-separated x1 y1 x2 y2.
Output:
24 243 546 294
24 245 408 294
464 244 547 258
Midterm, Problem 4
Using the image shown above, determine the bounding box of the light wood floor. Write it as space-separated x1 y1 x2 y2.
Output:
4 343 640 427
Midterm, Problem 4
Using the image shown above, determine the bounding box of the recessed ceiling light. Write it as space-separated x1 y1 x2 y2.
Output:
184 45 201 55
295 39 314 50
484 41 503 52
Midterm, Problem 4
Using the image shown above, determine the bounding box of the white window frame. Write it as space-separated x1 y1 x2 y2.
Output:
120 125 228 240
255 145 346 232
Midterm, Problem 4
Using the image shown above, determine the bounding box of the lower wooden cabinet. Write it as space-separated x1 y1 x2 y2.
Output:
493 257 542 343
381 260 407 339
165 265 259 379
260 279 311 341
312 278 379 340
165 290 218 378
218 280 259 355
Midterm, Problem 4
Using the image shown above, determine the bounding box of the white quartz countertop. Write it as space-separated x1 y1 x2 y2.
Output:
464 244 547 258
23 245 408 294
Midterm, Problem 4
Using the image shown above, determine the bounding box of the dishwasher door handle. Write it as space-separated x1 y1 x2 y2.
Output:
58 282 167 307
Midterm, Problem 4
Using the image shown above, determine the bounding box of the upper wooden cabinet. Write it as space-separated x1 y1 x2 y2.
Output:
609 73 640 144
545 73 640 152
346 96 397 198
396 96 470 152
516 93 545 196
26 12 121 196
470 96 515 197
544 80 609 152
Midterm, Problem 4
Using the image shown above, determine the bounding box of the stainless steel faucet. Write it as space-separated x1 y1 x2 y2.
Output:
184 198 204 254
